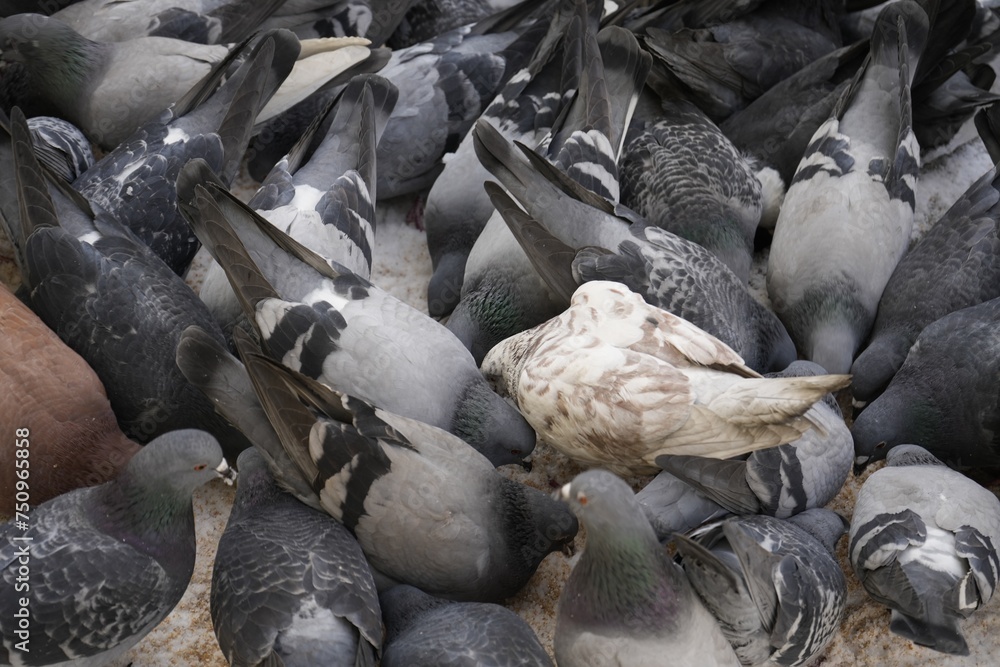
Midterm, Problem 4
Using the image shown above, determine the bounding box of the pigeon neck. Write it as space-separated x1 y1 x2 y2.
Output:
34 33 107 112
90 472 197 575
571 531 683 628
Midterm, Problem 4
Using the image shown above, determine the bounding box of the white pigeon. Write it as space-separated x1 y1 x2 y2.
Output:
481 281 851 475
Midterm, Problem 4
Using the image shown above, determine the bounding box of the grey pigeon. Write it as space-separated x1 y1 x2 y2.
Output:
0 104 253 457
195 73 397 339
380 584 553 666
641 360 852 538
850 445 1000 655
674 509 848 667
26 116 94 183
0 13 371 149
620 60 765 282
211 447 383 667
472 118 796 373
555 469 740 666
448 23 650 363
851 115 1000 402
236 342 578 602
852 296 1000 471
423 0 590 317
640 0 843 120
259 0 417 45
0 429 235 667
767 0 928 373
178 159 536 467
70 29 299 275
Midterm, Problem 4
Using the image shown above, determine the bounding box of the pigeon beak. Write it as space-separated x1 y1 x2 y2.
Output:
556 482 572 502
520 458 533 473
215 459 237 485
853 456 871 477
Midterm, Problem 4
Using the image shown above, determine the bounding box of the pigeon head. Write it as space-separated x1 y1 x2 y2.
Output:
850 334 909 403
498 478 578 575
851 385 941 473
120 429 234 498
480 328 535 404
231 447 283 512
786 508 849 554
0 13 99 78
452 376 537 466
558 470 651 541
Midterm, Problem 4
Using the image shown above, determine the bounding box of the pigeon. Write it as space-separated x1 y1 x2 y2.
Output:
0 283 139 509
640 0 844 121
472 116 797 373
26 116 94 183
0 105 252 457
851 117 1000 402
0 429 235 667
448 23 650 363
423 0 589 318
380 584 553 666
674 509 849 667
620 60 764 282
258 0 417 45
555 469 740 666
0 13 372 149
211 447 383 667
640 360 852 537
766 0 928 374
849 444 1000 655
481 281 851 476
852 296 1000 472
237 342 578 602
178 156 536 467
52 0 285 43
70 29 301 275
194 73 397 339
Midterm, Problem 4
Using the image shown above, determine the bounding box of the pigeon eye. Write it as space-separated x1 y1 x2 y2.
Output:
193 464 207 471
875 442 887 450
577 492 588 506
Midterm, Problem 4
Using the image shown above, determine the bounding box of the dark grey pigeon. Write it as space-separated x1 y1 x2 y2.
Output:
767 0 929 374
194 73 398 339
555 470 740 667
852 296 1000 472
389 0 526 48
211 447 383 667
26 116 94 183
641 360 852 538
0 104 252 458
0 429 234 667
619 61 764 283
472 118 796 373
235 342 578 602
177 157 536 467
448 24 650 363
850 445 1000 656
380 584 553 666
69 29 300 275
675 509 848 667
423 0 591 318
851 116 1000 402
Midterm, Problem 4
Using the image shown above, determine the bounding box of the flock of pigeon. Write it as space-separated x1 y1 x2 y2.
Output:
0 0 999 664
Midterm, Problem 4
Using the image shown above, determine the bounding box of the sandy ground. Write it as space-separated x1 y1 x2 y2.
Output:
2 124 998 666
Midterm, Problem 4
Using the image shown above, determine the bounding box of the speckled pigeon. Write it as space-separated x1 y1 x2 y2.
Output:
0 430 234 666
211 447 383 667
